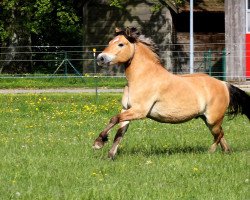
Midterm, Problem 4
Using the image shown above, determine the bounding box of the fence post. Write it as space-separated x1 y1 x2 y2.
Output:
64 51 68 76
93 48 98 103
204 51 208 73
222 48 226 81
208 49 212 76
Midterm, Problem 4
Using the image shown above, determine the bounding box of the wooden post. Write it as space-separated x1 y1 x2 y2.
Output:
225 0 246 82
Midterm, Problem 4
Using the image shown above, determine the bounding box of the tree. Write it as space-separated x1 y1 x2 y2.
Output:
108 0 185 10
0 0 185 73
0 0 82 73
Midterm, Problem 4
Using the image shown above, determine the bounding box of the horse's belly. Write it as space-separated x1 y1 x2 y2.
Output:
147 104 200 124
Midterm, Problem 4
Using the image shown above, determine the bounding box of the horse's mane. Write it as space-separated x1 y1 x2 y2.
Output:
115 27 161 62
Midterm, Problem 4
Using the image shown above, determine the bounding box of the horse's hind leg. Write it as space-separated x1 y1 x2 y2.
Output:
220 136 230 153
209 124 230 153
203 117 231 153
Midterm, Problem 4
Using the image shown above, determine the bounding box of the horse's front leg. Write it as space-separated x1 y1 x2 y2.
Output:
93 107 146 151
93 116 119 149
108 109 130 159
93 85 129 150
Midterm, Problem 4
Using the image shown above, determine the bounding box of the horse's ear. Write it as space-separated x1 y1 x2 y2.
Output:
126 27 140 43
115 27 139 43
115 27 122 33
125 27 131 37
115 27 124 36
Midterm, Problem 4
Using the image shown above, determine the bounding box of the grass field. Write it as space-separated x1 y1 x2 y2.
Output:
0 93 249 199
0 76 126 89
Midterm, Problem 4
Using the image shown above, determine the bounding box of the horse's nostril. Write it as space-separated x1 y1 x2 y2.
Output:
97 54 105 63
97 54 112 66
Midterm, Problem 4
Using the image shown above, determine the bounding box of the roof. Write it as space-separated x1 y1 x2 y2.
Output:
165 0 224 13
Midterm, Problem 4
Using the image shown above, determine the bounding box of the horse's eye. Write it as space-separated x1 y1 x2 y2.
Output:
118 43 124 47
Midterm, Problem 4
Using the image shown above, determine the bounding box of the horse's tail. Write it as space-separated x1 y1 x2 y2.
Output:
227 84 250 119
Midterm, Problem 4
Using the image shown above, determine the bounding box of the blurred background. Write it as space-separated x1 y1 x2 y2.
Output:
0 0 248 82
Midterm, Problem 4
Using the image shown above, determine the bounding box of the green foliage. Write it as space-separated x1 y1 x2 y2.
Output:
0 23 9 42
109 0 124 9
108 0 186 10
0 93 249 199
0 0 82 46
150 0 163 13
173 0 185 6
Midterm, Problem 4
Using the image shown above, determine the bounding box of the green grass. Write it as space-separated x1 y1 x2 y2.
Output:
0 76 127 89
0 93 249 199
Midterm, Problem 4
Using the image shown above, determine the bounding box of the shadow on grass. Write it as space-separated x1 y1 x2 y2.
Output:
119 145 209 157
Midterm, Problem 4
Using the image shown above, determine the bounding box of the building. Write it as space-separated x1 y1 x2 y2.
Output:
171 0 225 76
83 0 249 81
83 0 175 74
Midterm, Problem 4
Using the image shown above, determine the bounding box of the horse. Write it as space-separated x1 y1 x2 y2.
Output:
93 27 250 159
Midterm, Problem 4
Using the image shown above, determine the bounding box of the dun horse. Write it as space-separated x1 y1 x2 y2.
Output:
93 27 250 159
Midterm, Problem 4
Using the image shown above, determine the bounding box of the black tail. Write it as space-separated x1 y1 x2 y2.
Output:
228 84 250 119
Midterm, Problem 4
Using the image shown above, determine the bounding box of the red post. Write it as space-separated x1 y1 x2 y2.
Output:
246 34 250 78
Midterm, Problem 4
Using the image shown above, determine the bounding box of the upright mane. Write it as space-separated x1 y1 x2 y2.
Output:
115 27 161 62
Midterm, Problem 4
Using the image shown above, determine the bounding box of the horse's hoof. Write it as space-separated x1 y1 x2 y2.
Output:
108 151 115 160
209 144 217 153
92 140 104 150
92 143 103 150
222 149 231 154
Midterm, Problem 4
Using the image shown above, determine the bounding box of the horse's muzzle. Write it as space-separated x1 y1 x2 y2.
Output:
97 53 115 66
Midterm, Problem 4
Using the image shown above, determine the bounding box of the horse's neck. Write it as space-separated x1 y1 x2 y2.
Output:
125 43 170 82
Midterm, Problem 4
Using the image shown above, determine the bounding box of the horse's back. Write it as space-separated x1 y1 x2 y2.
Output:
178 73 209 78
178 73 227 91
178 73 229 105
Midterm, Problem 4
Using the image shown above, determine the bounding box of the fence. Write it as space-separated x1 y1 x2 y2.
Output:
0 44 247 81
0 46 103 75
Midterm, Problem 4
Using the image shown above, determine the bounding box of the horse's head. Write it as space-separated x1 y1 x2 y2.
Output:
97 27 139 67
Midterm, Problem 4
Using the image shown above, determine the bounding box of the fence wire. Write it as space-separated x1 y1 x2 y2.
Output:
0 44 249 80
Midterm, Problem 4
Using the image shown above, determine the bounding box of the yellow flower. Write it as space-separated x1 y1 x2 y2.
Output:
146 160 153 165
193 167 199 172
